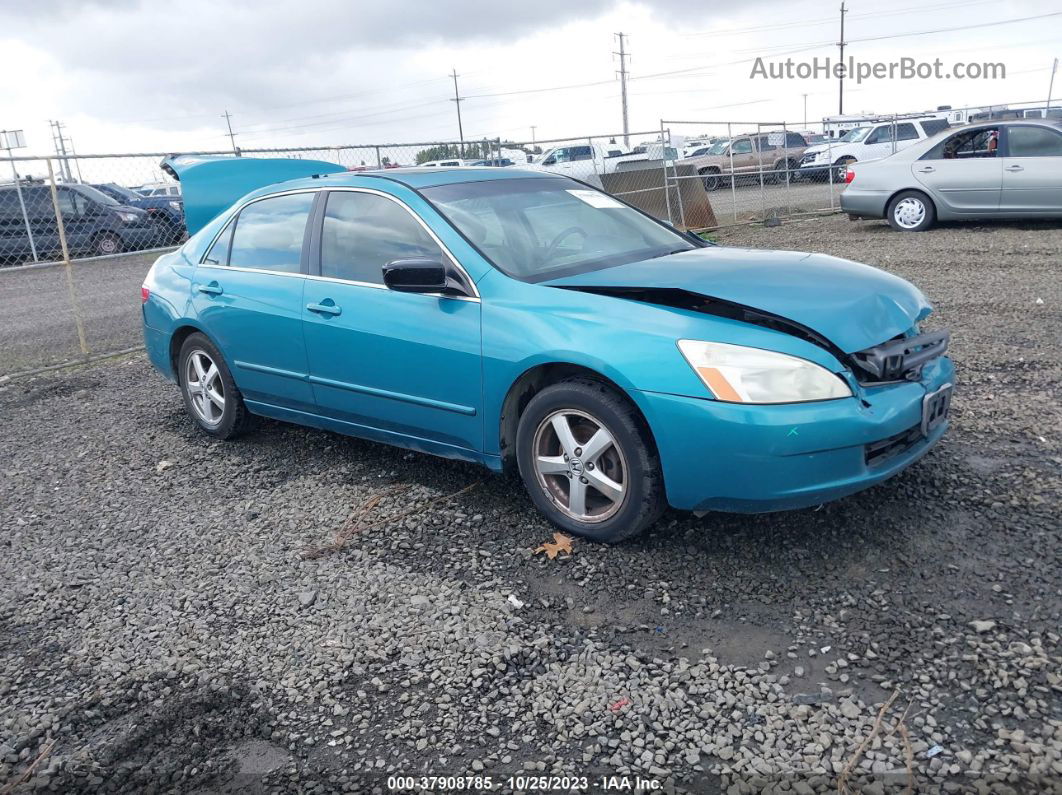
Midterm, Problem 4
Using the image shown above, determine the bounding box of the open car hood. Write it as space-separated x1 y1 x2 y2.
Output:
161 154 344 235
542 246 931 354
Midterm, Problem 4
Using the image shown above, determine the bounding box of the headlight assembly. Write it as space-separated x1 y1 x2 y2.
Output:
677 339 852 404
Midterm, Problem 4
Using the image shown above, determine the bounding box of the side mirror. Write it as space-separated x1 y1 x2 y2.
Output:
382 258 450 293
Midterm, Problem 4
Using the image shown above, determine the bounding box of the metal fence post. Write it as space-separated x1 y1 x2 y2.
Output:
826 117 836 209
668 129 686 229
659 121 675 226
46 158 89 356
6 154 39 261
757 123 767 223
727 123 738 222
782 121 792 214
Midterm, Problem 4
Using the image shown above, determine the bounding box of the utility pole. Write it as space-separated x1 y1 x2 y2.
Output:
802 93 808 129
531 125 537 145
450 68 465 151
222 110 238 154
48 120 74 181
837 1 847 115
614 32 631 147
1048 57 1059 113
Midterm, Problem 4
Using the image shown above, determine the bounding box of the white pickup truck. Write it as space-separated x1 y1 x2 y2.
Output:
530 142 675 186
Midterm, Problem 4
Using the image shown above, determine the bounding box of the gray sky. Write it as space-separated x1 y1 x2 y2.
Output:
1 0 1060 157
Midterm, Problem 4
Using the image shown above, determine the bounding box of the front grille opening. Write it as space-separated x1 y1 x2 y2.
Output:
851 329 950 385
865 424 922 468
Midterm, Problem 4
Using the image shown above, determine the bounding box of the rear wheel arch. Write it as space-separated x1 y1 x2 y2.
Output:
885 186 936 215
886 188 937 231
169 324 232 379
498 362 657 472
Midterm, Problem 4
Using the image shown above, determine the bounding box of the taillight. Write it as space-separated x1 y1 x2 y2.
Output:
141 286 150 303
844 168 855 184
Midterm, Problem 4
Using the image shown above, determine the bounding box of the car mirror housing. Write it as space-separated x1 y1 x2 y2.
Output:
382 258 451 293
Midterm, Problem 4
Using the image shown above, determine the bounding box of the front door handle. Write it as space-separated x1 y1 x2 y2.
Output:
306 301 342 317
1004 164 1024 172
197 281 223 296
917 166 935 173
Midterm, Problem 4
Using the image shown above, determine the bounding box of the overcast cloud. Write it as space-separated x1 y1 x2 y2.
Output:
1 0 1059 156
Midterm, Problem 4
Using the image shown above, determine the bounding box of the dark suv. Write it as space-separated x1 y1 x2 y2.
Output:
0 183 154 265
92 183 186 245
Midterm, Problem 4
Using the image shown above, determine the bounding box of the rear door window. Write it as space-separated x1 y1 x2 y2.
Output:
1006 125 1062 157
227 192 314 273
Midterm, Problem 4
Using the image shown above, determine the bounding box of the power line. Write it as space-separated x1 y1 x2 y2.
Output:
614 32 631 147
679 0 994 39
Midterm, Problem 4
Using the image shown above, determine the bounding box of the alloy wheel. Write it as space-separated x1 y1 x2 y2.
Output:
532 409 627 523
893 197 926 229
184 349 225 426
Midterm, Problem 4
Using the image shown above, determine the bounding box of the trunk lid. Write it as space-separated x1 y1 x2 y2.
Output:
160 154 344 235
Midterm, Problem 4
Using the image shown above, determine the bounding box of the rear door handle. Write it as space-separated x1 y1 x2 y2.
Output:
917 166 935 173
1004 165 1024 172
197 281 223 296
306 301 342 316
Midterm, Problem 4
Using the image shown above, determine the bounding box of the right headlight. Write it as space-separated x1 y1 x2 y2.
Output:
677 339 852 404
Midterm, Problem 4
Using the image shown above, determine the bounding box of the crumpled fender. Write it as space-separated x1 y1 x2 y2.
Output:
160 154 344 235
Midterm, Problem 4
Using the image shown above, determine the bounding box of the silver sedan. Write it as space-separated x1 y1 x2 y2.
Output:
841 119 1062 231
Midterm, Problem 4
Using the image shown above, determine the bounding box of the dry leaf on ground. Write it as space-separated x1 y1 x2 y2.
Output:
534 532 573 559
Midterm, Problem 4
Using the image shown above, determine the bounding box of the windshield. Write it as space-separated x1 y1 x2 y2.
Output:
422 176 697 282
839 127 871 143
74 185 120 206
99 183 142 202
705 140 729 155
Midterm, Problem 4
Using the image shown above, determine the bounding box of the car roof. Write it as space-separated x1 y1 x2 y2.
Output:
269 166 556 193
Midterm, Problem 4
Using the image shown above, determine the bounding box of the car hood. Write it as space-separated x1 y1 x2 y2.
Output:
542 247 931 354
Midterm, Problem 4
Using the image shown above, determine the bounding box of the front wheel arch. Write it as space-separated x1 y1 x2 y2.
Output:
498 362 657 473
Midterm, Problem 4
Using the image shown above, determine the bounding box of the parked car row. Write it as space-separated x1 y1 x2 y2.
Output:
0 181 184 265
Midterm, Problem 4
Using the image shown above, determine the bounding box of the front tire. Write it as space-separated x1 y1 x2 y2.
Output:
177 333 252 439
887 190 936 232
516 378 665 543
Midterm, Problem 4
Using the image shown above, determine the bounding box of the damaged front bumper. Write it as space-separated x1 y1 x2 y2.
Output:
631 354 954 514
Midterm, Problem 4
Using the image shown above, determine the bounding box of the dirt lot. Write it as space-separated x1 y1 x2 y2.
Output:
1 214 1059 794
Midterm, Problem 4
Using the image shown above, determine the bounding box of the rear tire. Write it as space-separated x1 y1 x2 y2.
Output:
699 169 722 191
770 159 795 185
516 378 665 543
832 157 855 184
177 333 253 439
94 231 122 256
886 190 936 232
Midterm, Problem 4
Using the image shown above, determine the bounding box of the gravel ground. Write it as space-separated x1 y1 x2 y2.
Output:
0 250 173 377
1 214 1059 794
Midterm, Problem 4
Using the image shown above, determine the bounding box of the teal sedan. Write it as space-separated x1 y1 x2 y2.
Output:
142 157 953 543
